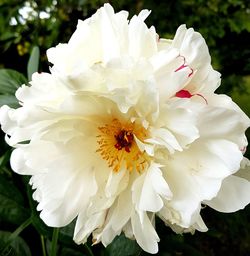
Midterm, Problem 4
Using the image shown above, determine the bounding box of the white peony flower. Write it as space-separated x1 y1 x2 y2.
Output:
0 3 250 254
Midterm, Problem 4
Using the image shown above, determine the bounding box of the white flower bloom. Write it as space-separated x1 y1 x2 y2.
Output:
0 3 250 254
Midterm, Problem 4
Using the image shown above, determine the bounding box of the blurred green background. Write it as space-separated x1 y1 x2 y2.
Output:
0 0 250 255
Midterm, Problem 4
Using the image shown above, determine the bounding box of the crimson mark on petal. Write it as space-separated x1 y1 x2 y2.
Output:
175 90 208 104
174 64 188 72
175 90 192 98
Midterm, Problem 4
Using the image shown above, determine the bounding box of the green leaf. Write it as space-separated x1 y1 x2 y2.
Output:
106 234 142 256
0 194 24 224
27 46 40 81
0 69 27 95
0 150 11 169
0 175 25 205
59 221 75 245
0 94 19 108
0 231 32 256
0 175 29 225
0 31 17 42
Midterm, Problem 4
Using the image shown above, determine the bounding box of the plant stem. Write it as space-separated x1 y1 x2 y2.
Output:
51 228 59 256
1 217 32 254
8 217 32 241
84 243 94 256
41 235 47 256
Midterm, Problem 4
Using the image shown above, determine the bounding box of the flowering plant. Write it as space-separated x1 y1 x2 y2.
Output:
0 3 250 255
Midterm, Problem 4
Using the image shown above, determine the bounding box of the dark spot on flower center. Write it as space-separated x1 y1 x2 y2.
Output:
114 130 133 152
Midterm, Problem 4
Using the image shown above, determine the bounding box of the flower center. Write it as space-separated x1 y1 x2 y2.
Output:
114 130 133 152
96 118 149 173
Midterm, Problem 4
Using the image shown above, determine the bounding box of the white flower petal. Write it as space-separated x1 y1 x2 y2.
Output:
236 157 250 181
40 167 97 227
101 226 119 247
205 175 250 212
99 5 121 62
164 162 203 227
150 164 172 199
170 25 221 95
0 105 16 134
105 167 128 197
192 215 208 232
74 211 106 244
203 139 242 172
128 11 157 60
131 212 159 254
132 163 171 212
172 24 210 71
123 221 134 239
10 148 34 175
206 94 250 128
134 135 155 156
198 105 249 149
151 50 191 100
162 104 199 147
147 128 182 153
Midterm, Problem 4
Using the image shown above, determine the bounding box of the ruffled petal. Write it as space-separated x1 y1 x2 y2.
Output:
132 163 172 213
131 212 159 254
205 175 250 212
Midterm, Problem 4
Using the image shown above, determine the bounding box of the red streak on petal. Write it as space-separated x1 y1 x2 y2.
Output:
188 68 194 77
175 90 208 105
194 93 208 105
174 64 187 72
174 55 194 78
175 90 192 98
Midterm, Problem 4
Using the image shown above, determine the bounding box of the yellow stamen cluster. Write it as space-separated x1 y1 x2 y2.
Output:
96 118 149 173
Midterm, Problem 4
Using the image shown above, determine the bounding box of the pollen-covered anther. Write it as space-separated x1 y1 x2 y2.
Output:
96 118 149 173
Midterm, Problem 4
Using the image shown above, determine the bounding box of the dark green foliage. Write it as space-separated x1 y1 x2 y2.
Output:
106 234 142 256
0 69 26 94
0 231 32 256
0 69 26 107
0 176 29 226
27 46 40 80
